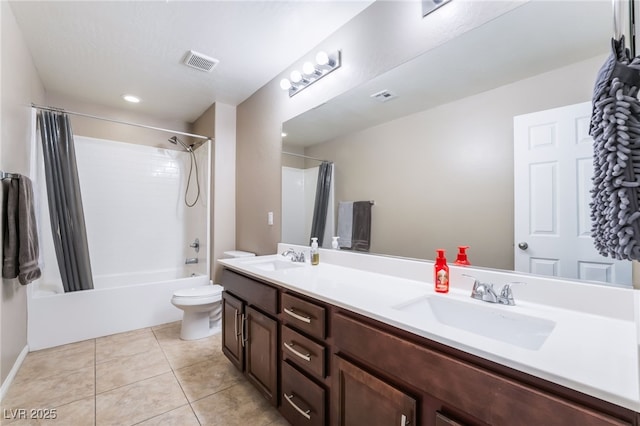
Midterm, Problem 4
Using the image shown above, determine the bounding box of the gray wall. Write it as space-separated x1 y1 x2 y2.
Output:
1 1 45 387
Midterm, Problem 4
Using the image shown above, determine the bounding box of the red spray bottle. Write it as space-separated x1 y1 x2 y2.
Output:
434 249 449 293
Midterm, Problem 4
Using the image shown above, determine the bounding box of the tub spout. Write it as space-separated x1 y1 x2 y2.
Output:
185 258 198 265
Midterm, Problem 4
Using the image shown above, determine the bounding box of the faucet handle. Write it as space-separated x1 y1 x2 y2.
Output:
499 282 526 305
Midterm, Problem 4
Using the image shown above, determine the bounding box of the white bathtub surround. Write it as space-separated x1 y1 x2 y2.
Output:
27 271 208 350
26 135 212 350
218 244 640 412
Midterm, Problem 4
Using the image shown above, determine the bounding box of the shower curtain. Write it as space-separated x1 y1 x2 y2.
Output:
309 161 333 246
37 110 94 292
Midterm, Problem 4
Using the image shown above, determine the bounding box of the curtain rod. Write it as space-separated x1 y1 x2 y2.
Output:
31 103 213 142
282 151 333 164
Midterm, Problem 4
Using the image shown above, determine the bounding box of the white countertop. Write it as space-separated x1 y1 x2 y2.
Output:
218 246 640 412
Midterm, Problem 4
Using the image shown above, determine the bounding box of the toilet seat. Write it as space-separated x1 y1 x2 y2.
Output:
172 285 223 306
174 284 223 298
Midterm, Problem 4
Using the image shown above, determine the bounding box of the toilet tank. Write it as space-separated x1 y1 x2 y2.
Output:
223 250 255 259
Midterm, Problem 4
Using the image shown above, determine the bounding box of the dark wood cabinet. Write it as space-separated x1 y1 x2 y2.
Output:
221 270 278 406
221 267 639 425
333 355 416 426
281 360 326 426
221 291 244 370
245 305 278 404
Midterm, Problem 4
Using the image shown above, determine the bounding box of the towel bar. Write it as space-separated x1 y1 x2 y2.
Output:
0 171 20 180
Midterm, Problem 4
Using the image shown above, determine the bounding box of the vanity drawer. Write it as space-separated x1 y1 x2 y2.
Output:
281 360 326 426
221 269 278 316
281 292 326 339
282 325 326 378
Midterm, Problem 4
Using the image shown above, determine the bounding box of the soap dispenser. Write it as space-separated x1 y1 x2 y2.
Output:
311 237 320 265
332 236 340 249
454 246 471 266
434 249 449 293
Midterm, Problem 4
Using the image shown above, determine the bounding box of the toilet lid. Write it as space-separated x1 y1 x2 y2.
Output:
174 285 223 298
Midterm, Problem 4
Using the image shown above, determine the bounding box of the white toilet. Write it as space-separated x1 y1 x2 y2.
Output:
171 250 255 340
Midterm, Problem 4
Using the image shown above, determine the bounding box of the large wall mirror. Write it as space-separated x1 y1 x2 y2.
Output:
282 0 635 287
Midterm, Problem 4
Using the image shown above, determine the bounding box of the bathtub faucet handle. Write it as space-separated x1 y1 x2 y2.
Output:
190 238 200 253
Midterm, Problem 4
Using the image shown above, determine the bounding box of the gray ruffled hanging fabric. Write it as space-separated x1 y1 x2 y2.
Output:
590 37 640 260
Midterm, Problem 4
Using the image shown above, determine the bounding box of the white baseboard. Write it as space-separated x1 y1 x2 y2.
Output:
0 345 29 402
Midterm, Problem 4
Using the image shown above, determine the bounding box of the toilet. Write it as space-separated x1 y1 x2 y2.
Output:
171 250 255 340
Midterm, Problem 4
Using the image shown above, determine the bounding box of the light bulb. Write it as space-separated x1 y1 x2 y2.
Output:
315 51 329 66
302 61 316 75
280 78 292 90
290 70 303 83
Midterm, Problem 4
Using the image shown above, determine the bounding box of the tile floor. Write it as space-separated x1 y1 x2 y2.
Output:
1 322 289 426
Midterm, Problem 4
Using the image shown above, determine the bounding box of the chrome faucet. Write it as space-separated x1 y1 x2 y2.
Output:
185 257 198 265
464 274 524 306
281 248 305 263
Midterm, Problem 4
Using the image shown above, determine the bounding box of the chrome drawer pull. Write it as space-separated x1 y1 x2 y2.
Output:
401 414 410 425
284 307 312 324
241 314 247 348
234 309 239 341
284 393 311 420
283 341 311 362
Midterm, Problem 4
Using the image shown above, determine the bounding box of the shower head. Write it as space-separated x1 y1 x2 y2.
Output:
168 136 192 152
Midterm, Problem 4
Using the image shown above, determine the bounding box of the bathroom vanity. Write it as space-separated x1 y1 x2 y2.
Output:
219 247 640 426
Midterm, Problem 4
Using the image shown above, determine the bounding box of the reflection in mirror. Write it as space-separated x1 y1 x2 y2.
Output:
281 1 634 286
281 150 335 248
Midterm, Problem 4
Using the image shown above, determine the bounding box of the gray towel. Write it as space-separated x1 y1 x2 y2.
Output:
2 176 41 285
352 201 372 252
337 201 353 248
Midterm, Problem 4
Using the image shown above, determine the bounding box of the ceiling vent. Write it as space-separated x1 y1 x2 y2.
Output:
370 89 397 103
183 50 219 72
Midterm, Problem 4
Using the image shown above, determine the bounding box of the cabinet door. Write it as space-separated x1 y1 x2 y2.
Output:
221 291 244 370
246 306 278 406
333 355 416 426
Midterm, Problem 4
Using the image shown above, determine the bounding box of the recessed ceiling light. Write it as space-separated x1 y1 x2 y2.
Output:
122 94 140 103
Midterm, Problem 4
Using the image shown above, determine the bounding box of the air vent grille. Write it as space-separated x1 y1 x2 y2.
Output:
183 50 219 72
370 89 397 103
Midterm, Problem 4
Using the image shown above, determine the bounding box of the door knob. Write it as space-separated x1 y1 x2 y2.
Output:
518 242 529 250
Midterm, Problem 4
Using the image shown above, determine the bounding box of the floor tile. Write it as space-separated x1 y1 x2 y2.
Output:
2 396 95 426
154 328 220 370
135 404 200 426
2 366 94 411
96 328 159 364
4 324 285 426
96 345 171 393
95 371 187 426
13 340 95 384
191 381 282 426
174 353 243 402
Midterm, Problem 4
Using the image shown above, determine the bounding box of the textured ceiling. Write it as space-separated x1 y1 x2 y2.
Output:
9 0 373 123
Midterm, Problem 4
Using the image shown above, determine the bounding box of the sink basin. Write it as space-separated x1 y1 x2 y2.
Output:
393 295 555 350
250 259 305 272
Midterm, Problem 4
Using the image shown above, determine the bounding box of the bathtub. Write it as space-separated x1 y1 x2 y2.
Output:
27 270 210 350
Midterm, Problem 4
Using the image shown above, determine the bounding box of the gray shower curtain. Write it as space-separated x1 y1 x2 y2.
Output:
37 110 94 292
310 161 333 247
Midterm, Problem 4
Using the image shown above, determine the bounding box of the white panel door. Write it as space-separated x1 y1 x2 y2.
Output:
514 102 632 286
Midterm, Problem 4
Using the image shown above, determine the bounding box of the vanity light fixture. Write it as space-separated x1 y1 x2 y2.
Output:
279 50 341 97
